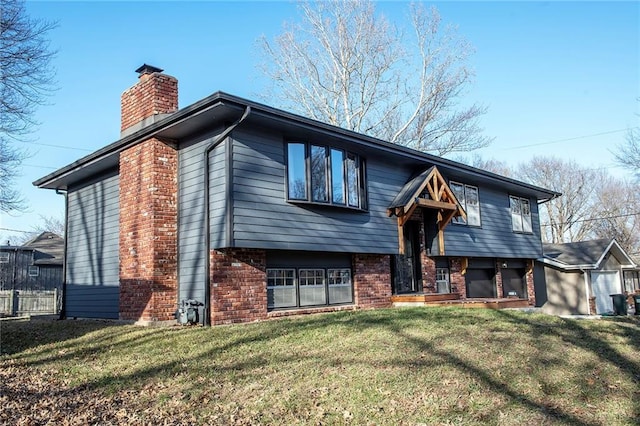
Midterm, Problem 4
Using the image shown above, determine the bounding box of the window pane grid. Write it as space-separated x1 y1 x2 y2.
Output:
268 267 353 309
328 269 351 286
267 269 295 287
299 269 325 286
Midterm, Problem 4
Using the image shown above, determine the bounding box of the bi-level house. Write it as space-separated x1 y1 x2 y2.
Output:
34 65 558 325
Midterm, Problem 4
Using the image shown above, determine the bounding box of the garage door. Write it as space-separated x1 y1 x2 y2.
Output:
466 268 496 298
592 271 622 315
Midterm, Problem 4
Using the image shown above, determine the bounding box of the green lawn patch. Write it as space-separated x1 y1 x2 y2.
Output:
1 308 639 425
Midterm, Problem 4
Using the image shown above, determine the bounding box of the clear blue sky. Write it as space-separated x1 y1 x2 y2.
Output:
1 0 638 243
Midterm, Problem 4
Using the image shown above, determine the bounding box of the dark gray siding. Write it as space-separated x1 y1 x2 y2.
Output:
66 170 119 319
430 183 544 258
229 126 406 254
178 129 226 304
0 250 62 291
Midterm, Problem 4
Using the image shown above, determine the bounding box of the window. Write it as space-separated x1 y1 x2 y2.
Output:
435 268 450 294
623 270 639 293
267 269 296 309
450 182 480 226
287 143 307 200
28 266 39 277
299 269 326 306
311 145 328 202
0 252 9 263
328 268 352 304
510 196 532 233
331 149 345 204
287 142 367 210
267 267 353 309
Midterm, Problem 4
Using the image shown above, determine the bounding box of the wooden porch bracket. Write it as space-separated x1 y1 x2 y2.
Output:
388 166 466 255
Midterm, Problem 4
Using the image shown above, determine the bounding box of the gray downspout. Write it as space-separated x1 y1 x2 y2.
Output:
56 189 68 319
202 106 251 326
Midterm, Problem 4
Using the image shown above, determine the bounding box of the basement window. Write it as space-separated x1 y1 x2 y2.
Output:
267 267 353 310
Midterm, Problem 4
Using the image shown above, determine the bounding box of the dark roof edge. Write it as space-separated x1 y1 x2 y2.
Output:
33 92 233 187
219 93 560 199
34 91 560 199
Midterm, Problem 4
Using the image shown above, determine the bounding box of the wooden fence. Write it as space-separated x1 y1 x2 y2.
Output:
0 289 59 316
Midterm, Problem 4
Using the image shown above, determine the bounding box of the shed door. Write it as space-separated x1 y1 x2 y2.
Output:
592 271 622 314
466 268 496 298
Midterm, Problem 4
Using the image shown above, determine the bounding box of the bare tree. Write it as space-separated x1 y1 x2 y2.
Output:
591 177 640 256
454 153 513 177
516 157 606 244
30 214 65 237
613 126 640 181
258 0 491 155
0 138 26 211
0 0 56 212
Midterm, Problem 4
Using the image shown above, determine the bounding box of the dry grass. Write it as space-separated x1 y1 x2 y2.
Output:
1 308 639 425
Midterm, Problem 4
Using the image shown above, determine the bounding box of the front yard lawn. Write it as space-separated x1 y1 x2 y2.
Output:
1 308 638 425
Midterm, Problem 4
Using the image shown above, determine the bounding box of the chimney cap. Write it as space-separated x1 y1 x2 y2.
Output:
135 64 164 76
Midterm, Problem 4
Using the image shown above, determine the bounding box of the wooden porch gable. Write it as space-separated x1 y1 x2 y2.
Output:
387 166 466 255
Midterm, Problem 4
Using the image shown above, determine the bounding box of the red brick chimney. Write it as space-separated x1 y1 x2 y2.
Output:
120 64 178 135
118 65 179 324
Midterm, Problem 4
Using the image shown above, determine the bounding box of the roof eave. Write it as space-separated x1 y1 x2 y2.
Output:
538 257 596 271
34 91 559 199
33 92 235 189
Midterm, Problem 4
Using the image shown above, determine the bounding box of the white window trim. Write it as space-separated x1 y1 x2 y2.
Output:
435 267 451 293
0 252 9 263
28 265 39 277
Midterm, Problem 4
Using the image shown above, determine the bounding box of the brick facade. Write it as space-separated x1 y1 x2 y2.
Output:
119 138 178 322
210 249 268 325
353 254 392 308
118 68 179 323
417 220 437 294
495 261 504 298
526 260 536 306
449 257 467 299
121 71 178 132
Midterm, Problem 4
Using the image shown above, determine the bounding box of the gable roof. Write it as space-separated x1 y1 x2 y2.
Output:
33 91 560 201
540 239 636 270
22 232 64 265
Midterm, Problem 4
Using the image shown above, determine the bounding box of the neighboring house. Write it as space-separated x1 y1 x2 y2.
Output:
0 232 64 315
0 232 64 291
535 239 639 315
33 65 558 325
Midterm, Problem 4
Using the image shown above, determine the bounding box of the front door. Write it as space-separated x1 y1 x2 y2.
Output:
393 222 421 294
